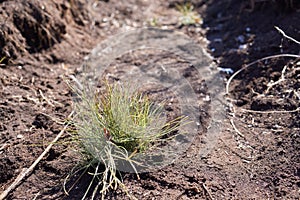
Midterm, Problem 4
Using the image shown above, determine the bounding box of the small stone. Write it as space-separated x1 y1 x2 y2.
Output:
236 35 245 43
239 44 248 50
217 67 234 74
213 38 222 43
17 134 24 139
203 95 210 102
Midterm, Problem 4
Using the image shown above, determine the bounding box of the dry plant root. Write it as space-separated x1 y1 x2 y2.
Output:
275 26 300 45
227 26 300 121
226 53 300 138
226 54 300 95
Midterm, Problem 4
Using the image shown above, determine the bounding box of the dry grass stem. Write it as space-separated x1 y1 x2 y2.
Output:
0 112 73 200
230 118 245 138
275 26 300 45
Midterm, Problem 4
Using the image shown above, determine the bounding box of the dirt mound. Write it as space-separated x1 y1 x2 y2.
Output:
0 0 96 65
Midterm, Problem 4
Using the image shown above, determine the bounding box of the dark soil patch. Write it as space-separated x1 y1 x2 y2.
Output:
0 0 299 199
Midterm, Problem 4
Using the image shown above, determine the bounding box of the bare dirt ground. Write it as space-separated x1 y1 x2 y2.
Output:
0 0 299 199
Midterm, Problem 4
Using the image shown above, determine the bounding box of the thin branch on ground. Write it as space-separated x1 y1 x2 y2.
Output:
202 183 214 200
24 95 40 104
275 26 300 45
0 143 9 153
32 192 40 200
40 112 66 125
39 89 55 107
0 111 74 200
39 90 64 107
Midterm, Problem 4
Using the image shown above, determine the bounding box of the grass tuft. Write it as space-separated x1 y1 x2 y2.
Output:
65 79 188 199
176 2 203 25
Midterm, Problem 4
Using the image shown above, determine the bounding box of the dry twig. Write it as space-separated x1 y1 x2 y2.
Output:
202 183 214 200
0 143 9 152
275 26 300 45
39 89 55 107
0 111 73 200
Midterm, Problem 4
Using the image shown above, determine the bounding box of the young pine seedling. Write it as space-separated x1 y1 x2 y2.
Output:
65 80 188 199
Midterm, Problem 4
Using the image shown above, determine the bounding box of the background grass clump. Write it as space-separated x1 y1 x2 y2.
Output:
67 80 187 199
176 2 202 25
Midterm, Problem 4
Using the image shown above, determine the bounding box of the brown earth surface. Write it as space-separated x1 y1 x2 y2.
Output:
0 0 299 199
